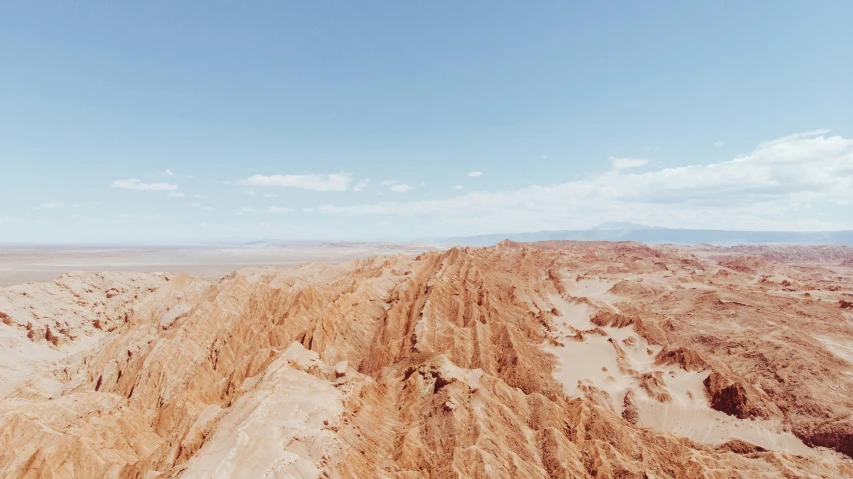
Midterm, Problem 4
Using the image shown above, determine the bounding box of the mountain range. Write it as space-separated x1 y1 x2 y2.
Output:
441 224 853 246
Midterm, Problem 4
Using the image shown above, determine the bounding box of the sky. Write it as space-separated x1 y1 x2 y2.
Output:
1 1 852 243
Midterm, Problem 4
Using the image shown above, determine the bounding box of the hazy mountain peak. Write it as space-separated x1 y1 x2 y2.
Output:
588 222 655 231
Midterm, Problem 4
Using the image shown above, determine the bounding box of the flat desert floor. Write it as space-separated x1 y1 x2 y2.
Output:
0 241 440 286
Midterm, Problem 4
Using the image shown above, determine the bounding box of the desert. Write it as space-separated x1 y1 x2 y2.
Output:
6 1 853 477
1 241 852 478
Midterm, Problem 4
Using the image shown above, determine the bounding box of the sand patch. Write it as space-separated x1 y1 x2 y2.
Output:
815 335 853 365
546 273 821 457
549 294 596 331
634 368 815 455
564 278 617 300
548 330 625 399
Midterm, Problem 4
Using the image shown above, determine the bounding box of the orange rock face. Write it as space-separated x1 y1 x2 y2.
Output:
1 242 853 478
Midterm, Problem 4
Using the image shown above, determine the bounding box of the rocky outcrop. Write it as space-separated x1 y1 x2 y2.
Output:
716 439 768 455
718 255 769 274
703 371 764 419
654 347 709 371
801 419 853 459
589 310 634 328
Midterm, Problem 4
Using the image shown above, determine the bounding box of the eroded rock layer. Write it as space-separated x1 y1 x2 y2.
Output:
1 242 853 478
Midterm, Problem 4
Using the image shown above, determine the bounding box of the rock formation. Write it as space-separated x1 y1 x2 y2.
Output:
1 242 853 478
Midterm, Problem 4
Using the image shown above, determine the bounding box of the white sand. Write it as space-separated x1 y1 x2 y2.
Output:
565 278 617 300
634 367 815 455
547 273 822 456
816 335 853 365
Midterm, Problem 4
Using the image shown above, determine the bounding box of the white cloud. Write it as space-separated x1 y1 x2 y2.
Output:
185 174 195 179
380 179 412 192
609 157 648 169
34 203 60 210
315 131 853 231
468 171 483 177
117 213 166 220
110 178 178 191
164 169 175 176
453 185 464 190
193 194 204 198
214 180 233 185
241 189 257 196
263 193 279 198
239 206 295 213
240 173 351 191
190 202 214 211
714 141 725 148
168 192 185 198
353 179 370 192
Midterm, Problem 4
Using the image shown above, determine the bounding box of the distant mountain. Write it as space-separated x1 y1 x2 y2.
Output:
440 228 853 246
587 222 661 231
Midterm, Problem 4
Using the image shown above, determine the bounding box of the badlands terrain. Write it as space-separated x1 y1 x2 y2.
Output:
1 241 852 478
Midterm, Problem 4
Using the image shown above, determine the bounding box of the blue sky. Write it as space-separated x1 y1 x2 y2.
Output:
1 1 852 242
